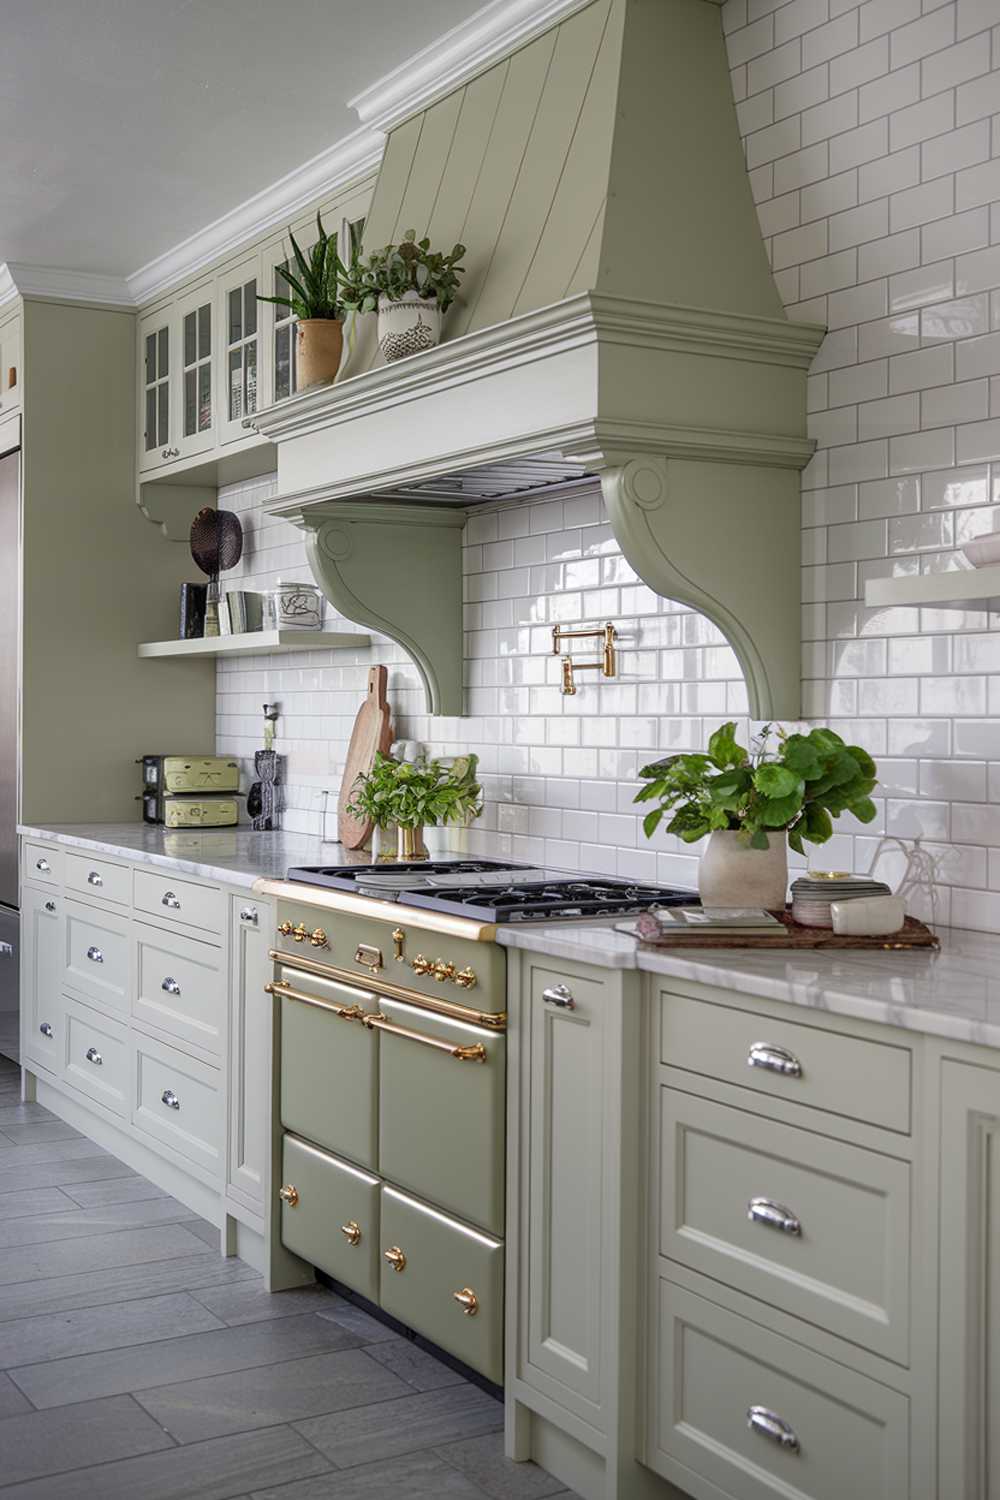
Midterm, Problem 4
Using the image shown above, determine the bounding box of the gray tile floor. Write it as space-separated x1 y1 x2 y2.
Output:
0 1057 576 1499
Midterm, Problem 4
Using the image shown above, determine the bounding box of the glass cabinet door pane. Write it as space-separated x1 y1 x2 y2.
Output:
145 388 157 451
198 304 211 360
229 288 242 345
244 281 257 337
184 368 196 436
229 349 242 421
275 324 290 402
145 333 157 383
198 362 211 431
245 337 257 414
158 327 169 376
184 312 196 369
157 382 169 445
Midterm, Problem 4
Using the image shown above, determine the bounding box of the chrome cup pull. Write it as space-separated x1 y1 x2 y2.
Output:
162 891 181 909
87 870 103 887
239 906 258 925
748 1197 802 1236
161 977 181 996
748 1041 802 1077
542 984 576 1009
39 1022 53 1038
161 1089 180 1110
84 1046 103 1065
35 857 50 872
44 900 56 913
86 945 104 964
748 1405 800 1451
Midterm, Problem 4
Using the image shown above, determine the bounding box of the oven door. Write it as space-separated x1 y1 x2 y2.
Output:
373 998 505 1237
274 967 380 1171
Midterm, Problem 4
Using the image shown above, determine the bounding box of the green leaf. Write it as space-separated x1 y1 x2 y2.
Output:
846 745 877 779
781 734 823 778
642 807 663 839
749 829 771 850
849 796 878 824
758 790 804 827
803 804 833 842
288 227 313 291
707 721 745 769
787 823 805 855
753 764 802 799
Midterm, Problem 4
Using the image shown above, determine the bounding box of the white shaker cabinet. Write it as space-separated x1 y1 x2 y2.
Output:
138 304 174 471
226 892 273 1220
174 282 215 460
217 253 265 446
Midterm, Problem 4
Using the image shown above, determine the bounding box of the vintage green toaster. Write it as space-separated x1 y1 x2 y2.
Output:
162 794 240 828
139 756 241 825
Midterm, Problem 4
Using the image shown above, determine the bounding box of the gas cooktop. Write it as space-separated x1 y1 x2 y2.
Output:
286 858 698 924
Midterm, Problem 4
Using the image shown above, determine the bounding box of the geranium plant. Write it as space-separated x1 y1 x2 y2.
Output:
341 230 466 314
347 752 482 830
634 723 878 853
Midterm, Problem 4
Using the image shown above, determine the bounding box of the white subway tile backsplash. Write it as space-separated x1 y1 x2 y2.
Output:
890 174 955 232
890 5 956 67
922 119 990 181
860 0 921 42
803 10 861 65
889 424 957 470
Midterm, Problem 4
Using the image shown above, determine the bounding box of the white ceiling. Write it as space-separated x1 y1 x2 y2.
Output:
0 0 483 277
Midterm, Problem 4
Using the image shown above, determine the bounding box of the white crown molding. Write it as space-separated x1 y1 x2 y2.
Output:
349 0 595 133
126 125 384 308
0 261 133 308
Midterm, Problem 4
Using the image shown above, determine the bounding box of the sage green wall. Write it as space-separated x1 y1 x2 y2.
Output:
20 298 215 823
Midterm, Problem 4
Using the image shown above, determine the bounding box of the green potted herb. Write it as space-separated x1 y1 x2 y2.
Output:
340 230 465 362
634 723 878 909
257 212 364 389
347 752 483 861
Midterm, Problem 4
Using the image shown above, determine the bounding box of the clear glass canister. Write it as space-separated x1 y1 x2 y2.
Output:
272 579 324 630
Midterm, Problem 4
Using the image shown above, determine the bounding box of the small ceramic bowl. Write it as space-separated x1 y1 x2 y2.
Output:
962 533 1000 568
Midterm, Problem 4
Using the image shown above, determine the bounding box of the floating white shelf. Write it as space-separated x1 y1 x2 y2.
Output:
864 564 1000 608
138 629 373 659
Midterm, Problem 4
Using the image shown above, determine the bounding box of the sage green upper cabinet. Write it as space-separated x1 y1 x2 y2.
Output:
138 304 173 472
175 282 215 460
218 252 265 446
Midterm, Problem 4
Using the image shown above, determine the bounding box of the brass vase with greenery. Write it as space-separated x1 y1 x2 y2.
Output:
347 753 483 862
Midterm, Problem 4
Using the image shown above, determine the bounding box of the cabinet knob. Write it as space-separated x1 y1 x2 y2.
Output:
161 977 181 996
748 1197 802 1236
86 945 104 964
542 984 575 1009
161 1089 180 1110
239 906 258 925
452 1287 479 1317
748 1405 799 1452
748 1041 802 1077
84 1046 103 1065
35 858 50 872
340 1220 362 1246
383 1246 407 1273
278 1184 299 1207
162 891 181 910
39 1022 53 1038
44 900 56 914
87 871 103 887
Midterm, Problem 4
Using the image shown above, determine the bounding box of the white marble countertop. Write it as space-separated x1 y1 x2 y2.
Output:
498 920 1000 1050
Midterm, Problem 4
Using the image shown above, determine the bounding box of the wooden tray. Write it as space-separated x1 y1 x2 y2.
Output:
630 909 940 952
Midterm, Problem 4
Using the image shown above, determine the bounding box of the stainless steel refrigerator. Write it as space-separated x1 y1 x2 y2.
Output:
0 444 20 1062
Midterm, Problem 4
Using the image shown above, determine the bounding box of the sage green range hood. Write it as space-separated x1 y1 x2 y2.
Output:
251 0 825 718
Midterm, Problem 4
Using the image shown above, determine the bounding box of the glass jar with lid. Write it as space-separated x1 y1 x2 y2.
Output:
272 579 324 630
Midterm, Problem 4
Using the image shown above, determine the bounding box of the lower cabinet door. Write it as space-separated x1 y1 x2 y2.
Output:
376 999 505 1235
132 1032 222 1179
21 886 63 1073
63 898 130 1015
279 1134 380 1302
133 922 224 1058
63 997 129 1115
279 973 379 1170
650 1280 909 1500
379 1185 503 1384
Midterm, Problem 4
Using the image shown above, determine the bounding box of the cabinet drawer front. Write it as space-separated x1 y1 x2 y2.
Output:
279 973 379 1170
64 999 128 1116
134 922 224 1056
660 989 911 1134
280 1135 380 1302
22 840 62 886
132 1034 221 1175
134 868 224 938
660 1089 910 1363
651 1281 909 1500
380 1186 503 1384
377 999 505 1236
64 851 131 907
63 898 130 1014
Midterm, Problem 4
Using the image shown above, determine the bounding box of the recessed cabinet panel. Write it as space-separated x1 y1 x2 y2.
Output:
64 851 130 907
280 1135 380 1302
64 997 128 1116
279 971 379 1170
63 898 130 1014
133 921 224 1057
377 998 505 1235
650 1280 909 1500
132 1031 222 1178
660 1088 911 1364
380 1185 503 1384
227 895 271 1212
133 868 224 939
21 886 63 1074
22 840 62 887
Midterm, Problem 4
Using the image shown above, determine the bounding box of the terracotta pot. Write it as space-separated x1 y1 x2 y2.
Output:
378 292 443 363
296 318 343 389
698 829 789 910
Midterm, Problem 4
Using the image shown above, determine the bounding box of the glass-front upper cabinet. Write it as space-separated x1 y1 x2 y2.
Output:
217 252 265 445
176 283 214 459
137 304 174 472
272 253 298 404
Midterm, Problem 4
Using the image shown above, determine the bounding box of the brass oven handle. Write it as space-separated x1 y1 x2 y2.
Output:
384 1245 406 1272
341 1220 362 1246
278 1184 299 1207
265 980 365 1022
267 950 503 1029
453 1287 479 1316
363 1012 487 1063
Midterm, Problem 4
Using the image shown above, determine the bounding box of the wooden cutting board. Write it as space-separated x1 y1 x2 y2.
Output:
337 665 393 848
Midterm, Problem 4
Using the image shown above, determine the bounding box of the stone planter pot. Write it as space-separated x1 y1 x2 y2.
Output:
378 291 443 363
698 829 789 910
296 318 343 389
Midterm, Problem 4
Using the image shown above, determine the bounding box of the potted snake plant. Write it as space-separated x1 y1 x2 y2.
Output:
257 213 363 389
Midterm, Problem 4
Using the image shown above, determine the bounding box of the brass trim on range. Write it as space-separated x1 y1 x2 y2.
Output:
268 949 506 1031
262 880 498 942
362 1011 488 1063
265 980 366 1022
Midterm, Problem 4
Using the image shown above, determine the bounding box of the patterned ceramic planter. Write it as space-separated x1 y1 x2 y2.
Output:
377 292 443 362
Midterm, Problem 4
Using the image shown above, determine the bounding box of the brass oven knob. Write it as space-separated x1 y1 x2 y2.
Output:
383 1245 407 1272
432 960 456 983
278 1184 299 1207
309 928 329 948
291 923 308 943
277 921 293 937
455 967 477 990
340 1220 362 1246
453 1287 479 1316
411 954 433 976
